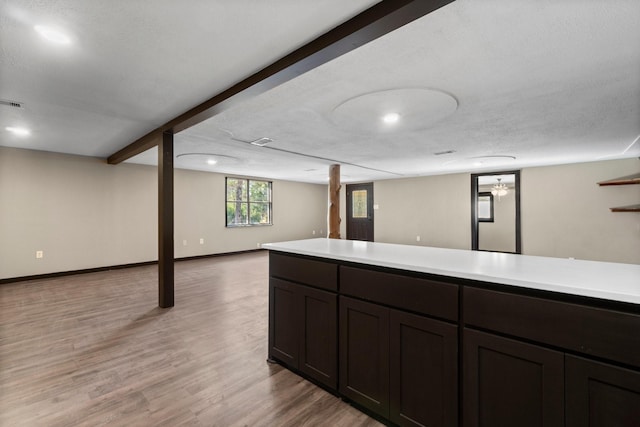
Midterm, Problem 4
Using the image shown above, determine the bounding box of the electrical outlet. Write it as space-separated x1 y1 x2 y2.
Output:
199 238 204 245
36 250 43 259
257 243 261 248
182 240 187 246
416 235 421 242
312 230 316 235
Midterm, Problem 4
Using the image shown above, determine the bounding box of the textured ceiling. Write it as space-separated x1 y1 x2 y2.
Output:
2 0 639 184
0 0 379 156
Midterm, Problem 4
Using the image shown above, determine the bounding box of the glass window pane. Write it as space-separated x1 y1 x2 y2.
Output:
249 180 270 202
352 190 368 218
250 203 271 224
478 197 491 218
227 202 248 225
226 178 247 202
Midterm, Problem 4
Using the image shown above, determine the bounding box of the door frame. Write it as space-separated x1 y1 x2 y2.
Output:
470 170 521 254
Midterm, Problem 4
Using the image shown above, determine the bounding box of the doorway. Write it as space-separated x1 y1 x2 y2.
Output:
471 171 521 253
346 183 374 241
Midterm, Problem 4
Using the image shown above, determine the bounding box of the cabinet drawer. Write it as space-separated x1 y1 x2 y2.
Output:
340 266 458 321
464 287 640 367
270 252 337 291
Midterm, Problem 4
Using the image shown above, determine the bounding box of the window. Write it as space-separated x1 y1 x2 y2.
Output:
226 178 272 226
477 192 494 222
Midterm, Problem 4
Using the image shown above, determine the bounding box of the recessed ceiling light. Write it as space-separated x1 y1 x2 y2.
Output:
382 112 400 124
207 159 217 165
34 25 72 45
5 126 31 137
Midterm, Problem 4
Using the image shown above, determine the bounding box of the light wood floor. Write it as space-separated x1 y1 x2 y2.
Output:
0 251 382 427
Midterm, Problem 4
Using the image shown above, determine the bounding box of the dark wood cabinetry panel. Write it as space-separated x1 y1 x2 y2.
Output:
566 355 640 427
339 296 390 418
389 309 458 427
464 286 640 367
299 286 337 389
269 277 338 390
269 251 640 427
463 328 564 427
269 278 300 367
341 266 458 321
270 252 337 291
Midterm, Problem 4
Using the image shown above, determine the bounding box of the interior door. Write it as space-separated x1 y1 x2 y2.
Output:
346 182 374 241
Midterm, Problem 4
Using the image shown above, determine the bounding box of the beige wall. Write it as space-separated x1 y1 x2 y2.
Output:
521 159 640 264
0 147 327 279
2 147 638 281
357 173 472 250
340 158 639 264
478 186 516 252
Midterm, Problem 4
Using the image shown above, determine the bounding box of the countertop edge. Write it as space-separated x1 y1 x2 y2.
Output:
262 239 640 306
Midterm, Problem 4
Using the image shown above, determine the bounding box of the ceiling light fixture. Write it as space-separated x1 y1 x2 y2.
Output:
382 112 400 124
491 178 508 200
34 25 72 44
5 126 30 136
207 159 217 165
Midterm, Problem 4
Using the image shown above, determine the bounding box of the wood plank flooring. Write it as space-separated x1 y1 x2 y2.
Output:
0 251 382 427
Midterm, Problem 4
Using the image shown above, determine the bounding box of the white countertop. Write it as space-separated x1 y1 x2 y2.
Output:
262 238 640 305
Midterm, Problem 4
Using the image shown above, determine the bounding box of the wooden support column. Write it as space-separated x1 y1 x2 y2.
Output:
329 164 341 239
158 131 174 308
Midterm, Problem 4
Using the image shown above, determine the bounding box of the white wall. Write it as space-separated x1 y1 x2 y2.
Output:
340 158 639 264
0 147 327 279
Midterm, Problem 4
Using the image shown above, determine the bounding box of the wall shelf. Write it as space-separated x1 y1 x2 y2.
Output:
598 173 640 186
598 172 640 212
610 204 640 213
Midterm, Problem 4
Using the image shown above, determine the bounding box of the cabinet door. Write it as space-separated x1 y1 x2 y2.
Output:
339 296 390 418
566 355 640 427
269 278 300 367
389 310 458 427
299 286 337 390
463 329 564 427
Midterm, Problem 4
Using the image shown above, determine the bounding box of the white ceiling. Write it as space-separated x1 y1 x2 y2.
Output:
2 0 639 184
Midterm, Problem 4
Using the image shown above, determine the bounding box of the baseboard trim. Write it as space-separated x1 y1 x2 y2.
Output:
0 249 265 285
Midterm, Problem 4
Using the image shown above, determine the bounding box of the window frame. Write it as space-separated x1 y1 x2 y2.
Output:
477 192 495 223
225 177 273 227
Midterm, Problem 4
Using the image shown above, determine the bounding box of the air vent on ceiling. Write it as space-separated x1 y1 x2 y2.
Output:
0 99 23 108
434 150 456 156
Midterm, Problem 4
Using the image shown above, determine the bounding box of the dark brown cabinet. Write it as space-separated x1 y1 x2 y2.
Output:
339 296 458 425
269 277 337 390
390 310 458 427
268 251 640 427
463 328 564 427
566 355 640 427
269 278 299 367
298 284 337 388
339 296 390 417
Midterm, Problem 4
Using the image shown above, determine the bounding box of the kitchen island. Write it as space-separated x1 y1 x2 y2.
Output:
263 238 640 427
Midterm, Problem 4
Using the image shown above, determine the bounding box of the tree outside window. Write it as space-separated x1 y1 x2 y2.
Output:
226 178 272 226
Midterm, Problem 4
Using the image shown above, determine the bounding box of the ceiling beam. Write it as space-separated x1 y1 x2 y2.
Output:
107 0 454 165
